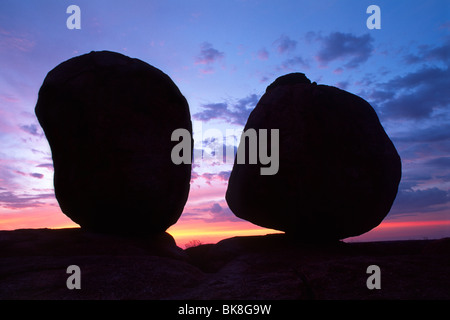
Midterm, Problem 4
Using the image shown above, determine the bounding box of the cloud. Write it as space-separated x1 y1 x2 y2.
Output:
14 170 28 177
0 28 35 52
259 75 270 83
210 202 223 213
210 203 239 222
424 156 450 168
335 81 349 90
19 123 42 137
183 201 239 223
366 89 395 104
196 171 231 184
377 66 450 120
273 35 297 54
36 163 54 170
30 173 44 179
190 170 200 184
216 170 231 181
193 94 259 125
393 126 450 143
278 56 309 71
386 66 449 89
0 93 19 103
208 203 239 222
403 40 450 65
333 67 343 75
12 170 45 180
257 48 269 61
0 190 55 209
439 22 450 30
437 173 450 182
390 186 449 215
195 42 224 65
397 139 450 163
190 170 232 185
315 32 374 68
193 102 228 122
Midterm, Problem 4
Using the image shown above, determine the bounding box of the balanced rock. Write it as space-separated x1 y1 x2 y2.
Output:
226 73 401 241
35 51 192 234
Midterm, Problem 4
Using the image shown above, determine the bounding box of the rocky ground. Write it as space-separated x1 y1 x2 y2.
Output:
0 228 449 300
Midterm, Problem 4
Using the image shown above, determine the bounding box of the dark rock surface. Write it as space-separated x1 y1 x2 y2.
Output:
226 73 402 241
1 228 449 300
35 51 192 235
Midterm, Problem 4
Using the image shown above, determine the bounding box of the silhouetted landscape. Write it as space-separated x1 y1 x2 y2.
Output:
0 228 449 299
1 1 449 305
1 51 448 301
34 51 401 241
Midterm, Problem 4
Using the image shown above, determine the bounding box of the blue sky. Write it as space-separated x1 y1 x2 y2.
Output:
0 0 449 242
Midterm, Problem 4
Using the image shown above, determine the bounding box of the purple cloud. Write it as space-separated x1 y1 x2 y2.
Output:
36 163 54 170
182 200 239 223
197 171 231 184
392 126 450 144
216 170 231 181
257 48 269 61
390 186 449 215
30 173 44 179
278 56 309 71
403 40 450 65
0 191 55 209
193 94 259 125
189 169 232 185
19 123 42 136
13 170 45 180
377 66 450 120
315 32 374 68
425 157 450 168
193 102 228 122
335 81 349 90
208 204 238 222
210 202 222 213
274 35 297 54
195 42 224 65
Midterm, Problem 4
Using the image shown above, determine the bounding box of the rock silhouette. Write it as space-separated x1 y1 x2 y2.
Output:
35 51 192 235
226 73 401 241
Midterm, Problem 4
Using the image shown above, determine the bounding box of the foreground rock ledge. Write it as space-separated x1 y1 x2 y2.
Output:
1 228 449 300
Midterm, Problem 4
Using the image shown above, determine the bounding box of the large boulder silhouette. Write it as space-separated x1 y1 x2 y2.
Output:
226 73 401 241
35 51 192 234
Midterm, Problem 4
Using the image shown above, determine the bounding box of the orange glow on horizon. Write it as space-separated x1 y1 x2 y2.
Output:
167 219 282 248
0 206 78 230
376 220 450 229
346 218 450 242
1 205 449 248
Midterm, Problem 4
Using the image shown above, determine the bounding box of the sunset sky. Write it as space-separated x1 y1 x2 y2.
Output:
0 0 449 247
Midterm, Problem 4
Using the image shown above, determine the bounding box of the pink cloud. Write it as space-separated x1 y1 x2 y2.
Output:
199 66 215 74
257 48 269 61
0 28 35 52
0 93 20 103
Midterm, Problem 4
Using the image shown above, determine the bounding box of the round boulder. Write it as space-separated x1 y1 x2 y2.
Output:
35 51 192 235
226 73 401 241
